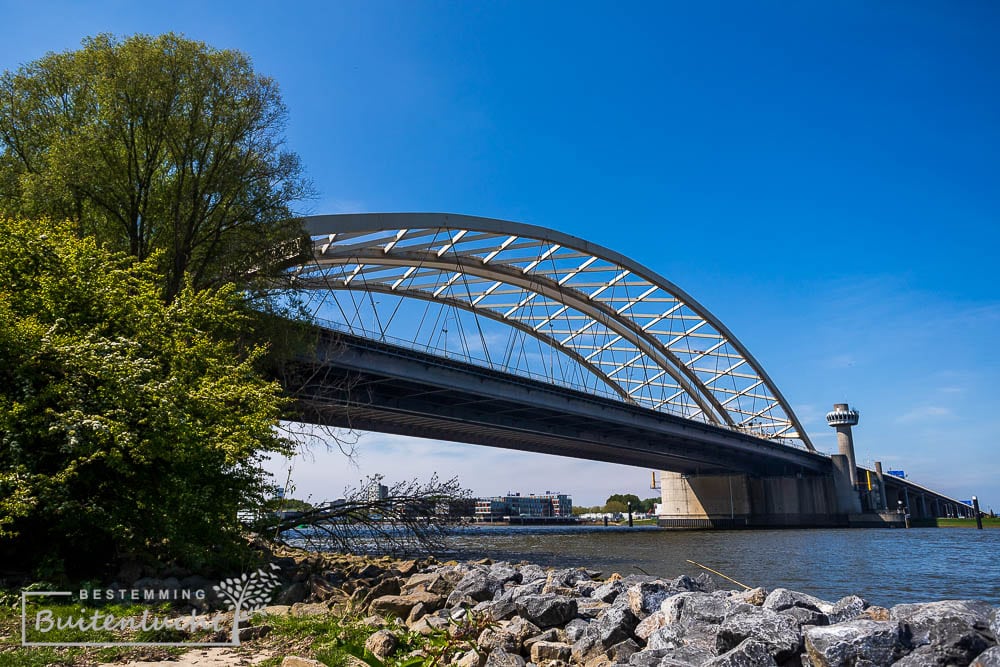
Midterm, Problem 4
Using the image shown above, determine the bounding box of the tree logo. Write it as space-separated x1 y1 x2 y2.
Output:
213 564 282 645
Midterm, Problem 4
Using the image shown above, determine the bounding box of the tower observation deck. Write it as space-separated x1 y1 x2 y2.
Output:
827 403 861 489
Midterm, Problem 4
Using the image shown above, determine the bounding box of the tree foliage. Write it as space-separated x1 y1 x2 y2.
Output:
604 500 628 514
0 33 310 300
599 494 660 514
0 217 294 577
606 493 642 511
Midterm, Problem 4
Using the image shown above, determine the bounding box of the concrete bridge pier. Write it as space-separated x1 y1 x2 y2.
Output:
657 470 854 528
874 461 888 510
656 402 963 529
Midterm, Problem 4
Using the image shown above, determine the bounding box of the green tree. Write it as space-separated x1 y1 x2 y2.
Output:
0 33 309 300
0 217 293 577
604 500 628 514
606 493 642 511
641 496 660 513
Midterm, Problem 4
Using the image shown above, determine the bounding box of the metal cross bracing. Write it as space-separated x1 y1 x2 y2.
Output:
288 213 816 452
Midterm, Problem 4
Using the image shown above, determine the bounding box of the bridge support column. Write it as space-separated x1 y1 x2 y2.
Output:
657 470 846 528
831 454 863 515
658 472 751 528
874 461 888 510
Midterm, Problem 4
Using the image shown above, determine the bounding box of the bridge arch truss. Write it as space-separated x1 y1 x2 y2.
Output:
290 213 815 452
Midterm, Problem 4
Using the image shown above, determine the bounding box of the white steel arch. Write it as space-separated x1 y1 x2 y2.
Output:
291 213 815 451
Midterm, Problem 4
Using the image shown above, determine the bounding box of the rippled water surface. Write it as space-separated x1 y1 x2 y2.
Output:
438 526 1000 608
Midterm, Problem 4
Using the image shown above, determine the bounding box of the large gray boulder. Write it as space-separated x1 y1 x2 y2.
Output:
506 615 542 648
547 567 591 588
646 621 719 661
891 616 992 666
693 572 717 593
891 599 994 636
779 605 828 628
569 604 638 664
472 597 520 622
591 579 625 603
627 581 675 619
892 599 993 623
704 638 777 667
634 611 667 641
826 595 867 624
368 591 444 619
891 599 994 665
763 588 831 614
670 574 701 593
564 617 590 642
646 624 686 651
588 603 638 647
484 649 525 667
652 644 716 666
518 563 547 584
972 646 1000 666
523 627 560 651
804 620 908 666
625 648 669 666
662 592 727 626
607 638 640 663
477 625 519 654
575 598 610 619
452 568 497 602
402 568 462 595
515 594 578 628
991 607 1000 641
715 609 802 663
504 579 547 603
570 633 604 664
488 562 523 589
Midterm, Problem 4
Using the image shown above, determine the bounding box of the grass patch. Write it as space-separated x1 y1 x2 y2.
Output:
936 517 1000 528
0 598 196 667
0 588 493 666
250 608 494 667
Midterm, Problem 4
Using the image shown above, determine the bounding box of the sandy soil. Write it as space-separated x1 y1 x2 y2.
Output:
98 647 274 666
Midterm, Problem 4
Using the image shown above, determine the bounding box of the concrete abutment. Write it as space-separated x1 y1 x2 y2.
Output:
657 469 907 529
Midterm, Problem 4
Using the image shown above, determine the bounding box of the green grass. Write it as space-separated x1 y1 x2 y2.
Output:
0 598 196 667
253 608 492 667
936 517 1000 528
0 590 493 667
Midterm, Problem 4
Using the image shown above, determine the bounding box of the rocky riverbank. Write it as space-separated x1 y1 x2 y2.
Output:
257 548 1000 667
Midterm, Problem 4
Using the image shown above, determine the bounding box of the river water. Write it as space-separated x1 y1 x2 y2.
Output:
436 526 1000 608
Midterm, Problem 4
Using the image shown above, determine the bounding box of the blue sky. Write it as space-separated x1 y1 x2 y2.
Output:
3 1 998 507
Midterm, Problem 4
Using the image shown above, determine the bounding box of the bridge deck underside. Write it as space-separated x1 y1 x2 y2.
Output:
283 330 830 477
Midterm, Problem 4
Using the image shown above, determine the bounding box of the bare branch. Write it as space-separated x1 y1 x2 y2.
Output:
258 474 471 556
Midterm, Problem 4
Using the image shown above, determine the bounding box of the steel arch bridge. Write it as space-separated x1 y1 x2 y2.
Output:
287 213 815 454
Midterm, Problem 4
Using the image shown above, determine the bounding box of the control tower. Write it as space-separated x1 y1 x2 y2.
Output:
826 403 860 489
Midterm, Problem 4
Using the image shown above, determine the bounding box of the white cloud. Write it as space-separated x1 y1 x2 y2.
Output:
895 406 954 424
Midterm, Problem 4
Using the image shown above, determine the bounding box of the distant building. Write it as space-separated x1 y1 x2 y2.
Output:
365 479 389 503
436 498 477 518
474 492 572 520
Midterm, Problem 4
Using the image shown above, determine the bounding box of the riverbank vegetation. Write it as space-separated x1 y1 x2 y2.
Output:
0 216 295 577
572 494 660 516
0 32 313 580
936 517 1000 528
